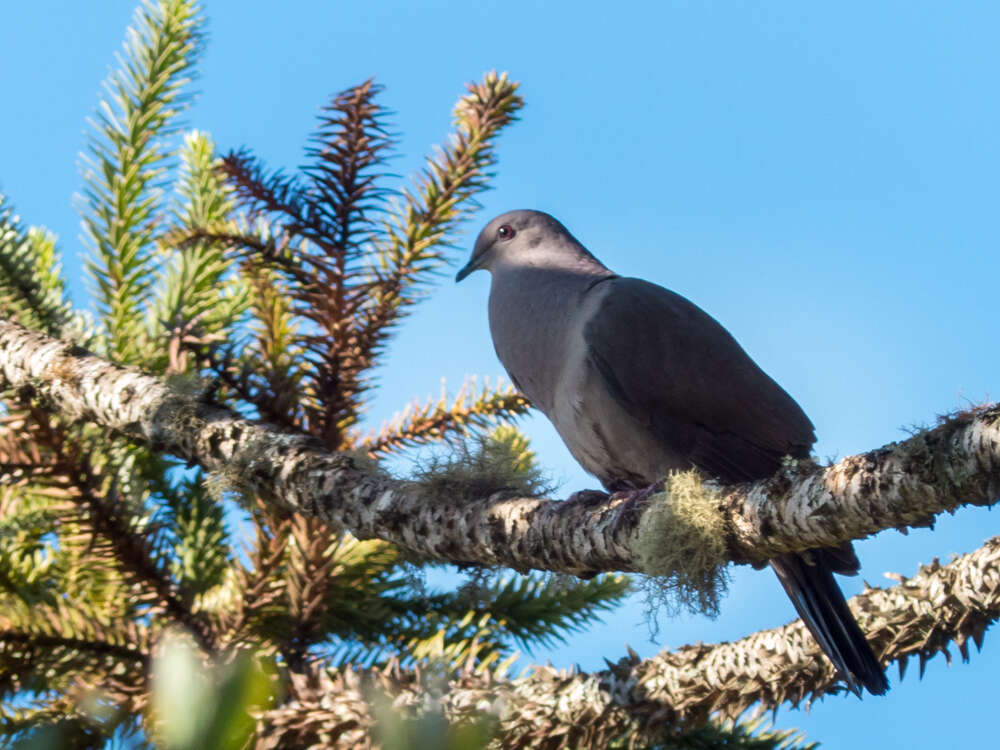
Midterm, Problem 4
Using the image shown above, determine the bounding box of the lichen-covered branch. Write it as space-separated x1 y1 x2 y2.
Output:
256 536 1000 747
724 415 1000 561
1 318 998 577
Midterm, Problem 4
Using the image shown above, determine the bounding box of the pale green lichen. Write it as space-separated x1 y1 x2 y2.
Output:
412 427 554 503
636 469 729 619
201 433 270 507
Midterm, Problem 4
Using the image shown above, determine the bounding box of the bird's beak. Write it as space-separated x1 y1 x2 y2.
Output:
454 258 480 282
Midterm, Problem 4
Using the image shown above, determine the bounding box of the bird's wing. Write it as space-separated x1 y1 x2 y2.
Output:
582 277 815 483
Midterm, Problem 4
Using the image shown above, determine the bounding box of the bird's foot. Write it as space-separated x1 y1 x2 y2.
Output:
605 482 664 534
608 482 663 504
565 489 611 506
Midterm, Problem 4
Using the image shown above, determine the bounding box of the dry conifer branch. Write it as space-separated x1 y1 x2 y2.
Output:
0 318 998 577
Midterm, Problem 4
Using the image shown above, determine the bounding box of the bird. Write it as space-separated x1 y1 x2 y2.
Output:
455 208 889 696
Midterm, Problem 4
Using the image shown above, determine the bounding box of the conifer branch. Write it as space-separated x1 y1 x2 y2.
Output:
298 80 395 448
255 537 1000 745
0 698 140 747
354 72 523 374
0 195 75 337
152 131 248 375
73 464 213 650
0 406 209 657
0 629 149 669
0 414 211 652
186 74 521 447
283 513 340 670
388 572 630 668
211 84 394 446
0 318 996 577
4 5 593 746
166 476 230 599
200 341 300 426
0 596 151 696
80 0 203 364
302 79 393 269
243 264 307 427
357 377 530 456
220 149 308 227
219 506 290 649
165 226 285 264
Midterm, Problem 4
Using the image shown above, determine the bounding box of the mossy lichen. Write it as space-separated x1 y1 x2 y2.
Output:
412 426 554 503
636 469 729 619
201 433 271 507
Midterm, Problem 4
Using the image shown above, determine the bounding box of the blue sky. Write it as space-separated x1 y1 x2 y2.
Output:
2 1 999 747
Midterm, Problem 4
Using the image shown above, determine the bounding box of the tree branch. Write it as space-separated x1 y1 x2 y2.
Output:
0 318 997 578
0 629 150 669
254 535 1000 745
356 378 530 457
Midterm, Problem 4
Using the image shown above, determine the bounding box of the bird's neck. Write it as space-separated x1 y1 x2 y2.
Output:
489 263 614 320
496 244 613 277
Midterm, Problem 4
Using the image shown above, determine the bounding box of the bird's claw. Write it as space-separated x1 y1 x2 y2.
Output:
565 489 610 506
608 482 662 504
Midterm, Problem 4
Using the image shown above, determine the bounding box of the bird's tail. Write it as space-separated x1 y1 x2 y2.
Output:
770 549 889 696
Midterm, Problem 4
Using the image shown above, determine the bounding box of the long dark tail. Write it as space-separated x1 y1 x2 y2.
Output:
770 549 889 696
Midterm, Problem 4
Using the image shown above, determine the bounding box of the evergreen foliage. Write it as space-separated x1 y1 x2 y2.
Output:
0 196 76 336
0 1 817 747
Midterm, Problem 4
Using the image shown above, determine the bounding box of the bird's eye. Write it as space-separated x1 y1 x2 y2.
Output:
497 224 516 240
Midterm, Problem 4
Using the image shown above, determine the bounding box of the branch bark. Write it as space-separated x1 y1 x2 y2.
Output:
257 536 1000 747
0 318 997 577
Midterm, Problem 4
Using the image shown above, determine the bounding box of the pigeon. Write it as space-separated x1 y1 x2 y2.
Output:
456 208 888 695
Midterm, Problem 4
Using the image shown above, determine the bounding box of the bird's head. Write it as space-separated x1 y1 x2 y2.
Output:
455 209 605 281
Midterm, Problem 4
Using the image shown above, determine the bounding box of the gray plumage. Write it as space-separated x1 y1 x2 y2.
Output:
456 209 888 696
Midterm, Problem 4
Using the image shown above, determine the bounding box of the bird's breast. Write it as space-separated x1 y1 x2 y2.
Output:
488 271 679 486
486 268 596 415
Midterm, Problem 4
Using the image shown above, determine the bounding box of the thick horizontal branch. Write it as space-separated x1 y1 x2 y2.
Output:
258 536 1000 746
726 414 1000 561
0 318 998 576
